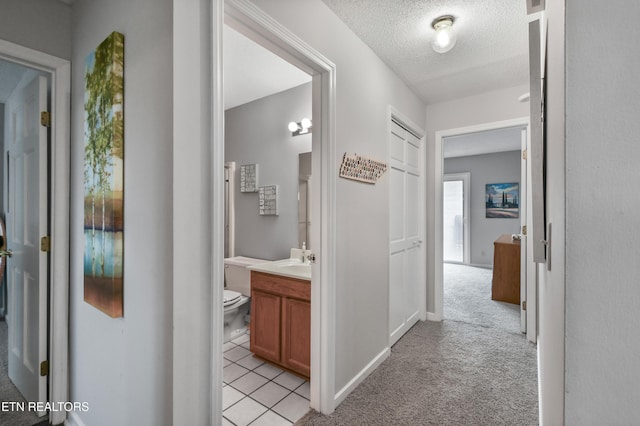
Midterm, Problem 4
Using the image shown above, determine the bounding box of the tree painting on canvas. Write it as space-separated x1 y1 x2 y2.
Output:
486 182 519 219
83 31 125 317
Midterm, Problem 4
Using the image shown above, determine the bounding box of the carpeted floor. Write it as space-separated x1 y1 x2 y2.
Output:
0 319 42 426
297 264 537 425
444 263 521 334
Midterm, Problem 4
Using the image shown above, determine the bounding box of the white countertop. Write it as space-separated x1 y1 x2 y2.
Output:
247 257 311 281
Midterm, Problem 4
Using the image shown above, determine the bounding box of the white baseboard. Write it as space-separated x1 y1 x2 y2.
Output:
333 347 390 407
470 263 492 269
65 412 86 426
426 312 442 322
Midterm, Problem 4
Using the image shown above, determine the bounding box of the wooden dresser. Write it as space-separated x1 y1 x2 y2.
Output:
492 234 520 305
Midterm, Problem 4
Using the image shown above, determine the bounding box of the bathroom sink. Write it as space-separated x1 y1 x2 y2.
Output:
247 258 311 280
280 263 311 275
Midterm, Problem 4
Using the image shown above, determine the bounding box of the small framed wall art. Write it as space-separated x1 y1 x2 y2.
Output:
240 164 259 193
259 185 279 216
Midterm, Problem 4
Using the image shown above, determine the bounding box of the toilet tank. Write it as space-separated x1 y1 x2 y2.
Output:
224 256 268 297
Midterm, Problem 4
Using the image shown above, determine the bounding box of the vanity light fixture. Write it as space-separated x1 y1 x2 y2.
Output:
432 15 457 53
288 118 312 136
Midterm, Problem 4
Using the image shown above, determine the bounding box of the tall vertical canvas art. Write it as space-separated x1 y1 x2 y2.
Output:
84 32 125 317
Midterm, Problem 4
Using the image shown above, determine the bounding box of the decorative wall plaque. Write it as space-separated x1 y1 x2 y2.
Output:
259 185 279 216
339 153 388 184
240 164 259 193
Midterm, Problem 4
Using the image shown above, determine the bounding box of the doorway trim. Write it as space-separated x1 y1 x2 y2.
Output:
432 117 529 323
0 40 71 425
221 0 337 415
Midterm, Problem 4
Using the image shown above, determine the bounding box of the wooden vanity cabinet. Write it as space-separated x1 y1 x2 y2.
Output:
250 271 311 378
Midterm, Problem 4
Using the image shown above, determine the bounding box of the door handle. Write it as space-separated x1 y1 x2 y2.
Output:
0 249 12 258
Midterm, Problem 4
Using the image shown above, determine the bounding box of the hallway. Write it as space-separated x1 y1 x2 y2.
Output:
297 264 537 425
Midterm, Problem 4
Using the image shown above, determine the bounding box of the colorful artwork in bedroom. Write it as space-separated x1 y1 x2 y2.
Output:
83 31 125 317
486 182 519 219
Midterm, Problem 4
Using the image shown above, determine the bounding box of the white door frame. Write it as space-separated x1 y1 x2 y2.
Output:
0 40 71 425
222 0 337 415
433 117 530 324
443 172 471 265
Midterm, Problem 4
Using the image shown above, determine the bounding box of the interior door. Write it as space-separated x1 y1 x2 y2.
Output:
5 75 49 409
389 119 423 346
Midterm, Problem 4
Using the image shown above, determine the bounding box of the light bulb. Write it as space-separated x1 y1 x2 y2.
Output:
432 16 457 53
288 121 299 132
300 118 312 129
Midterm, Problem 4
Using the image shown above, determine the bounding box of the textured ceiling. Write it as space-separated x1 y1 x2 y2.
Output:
321 0 529 104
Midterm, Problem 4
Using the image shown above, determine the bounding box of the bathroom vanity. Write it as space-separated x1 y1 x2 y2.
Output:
250 270 311 378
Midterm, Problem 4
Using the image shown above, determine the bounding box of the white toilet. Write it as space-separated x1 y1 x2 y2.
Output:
223 256 267 343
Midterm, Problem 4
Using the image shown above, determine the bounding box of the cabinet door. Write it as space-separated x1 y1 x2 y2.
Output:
282 297 311 377
251 290 281 362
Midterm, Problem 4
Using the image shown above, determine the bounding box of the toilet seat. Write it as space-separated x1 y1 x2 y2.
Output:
224 289 242 307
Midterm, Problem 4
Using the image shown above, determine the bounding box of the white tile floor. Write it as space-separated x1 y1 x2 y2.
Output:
223 333 310 425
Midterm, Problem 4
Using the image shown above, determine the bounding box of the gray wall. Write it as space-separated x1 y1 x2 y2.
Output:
69 0 173 424
565 0 640 423
0 0 71 60
225 83 312 261
444 151 521 266
252 0 426 393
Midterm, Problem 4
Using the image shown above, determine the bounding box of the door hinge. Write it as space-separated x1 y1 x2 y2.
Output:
40 236 50 252
40 111 51 128
522 149 528 160
522 301 527 311
522 225 527 235
40 360 49 376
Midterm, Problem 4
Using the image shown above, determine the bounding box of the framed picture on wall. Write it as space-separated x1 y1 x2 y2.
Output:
486 183 519 218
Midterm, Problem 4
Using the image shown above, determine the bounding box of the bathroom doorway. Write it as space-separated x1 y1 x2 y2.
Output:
217 0 338 419
222 23 313 424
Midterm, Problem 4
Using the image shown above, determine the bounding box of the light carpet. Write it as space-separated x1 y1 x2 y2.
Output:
297 264 537 425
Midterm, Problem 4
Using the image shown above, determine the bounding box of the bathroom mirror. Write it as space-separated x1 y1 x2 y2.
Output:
298 152 312 249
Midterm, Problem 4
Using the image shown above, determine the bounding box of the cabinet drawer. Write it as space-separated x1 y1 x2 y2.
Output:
251 271 310 301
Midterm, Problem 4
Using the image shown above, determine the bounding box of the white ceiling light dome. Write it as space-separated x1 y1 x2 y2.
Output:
432 15 457 53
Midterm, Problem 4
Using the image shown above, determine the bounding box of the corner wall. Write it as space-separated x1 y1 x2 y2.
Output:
0 0 71 60
225 83 312 261
249 0 426 396
425 85 529 313
564 0 640 423
69 0 173 424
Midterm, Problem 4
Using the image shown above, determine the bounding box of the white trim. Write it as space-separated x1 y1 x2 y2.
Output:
212 0 224 422
221 0 338 415
0 40 71 426
443 172 471 265
431 117 529 323
64 412 86 426
334 347 390 407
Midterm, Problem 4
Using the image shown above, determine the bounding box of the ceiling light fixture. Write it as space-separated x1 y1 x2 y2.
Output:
432 15 457 53
288 118 312 136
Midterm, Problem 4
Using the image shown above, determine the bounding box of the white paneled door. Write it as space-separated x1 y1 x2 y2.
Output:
389 119 424 346
6 75 49 410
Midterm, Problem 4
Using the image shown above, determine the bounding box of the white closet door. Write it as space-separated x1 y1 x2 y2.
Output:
389 120 423 346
